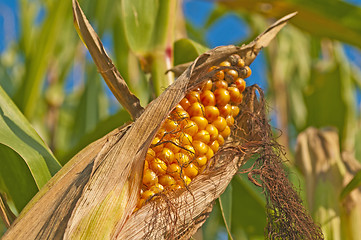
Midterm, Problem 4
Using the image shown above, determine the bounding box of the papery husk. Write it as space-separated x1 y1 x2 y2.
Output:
2 6 313 240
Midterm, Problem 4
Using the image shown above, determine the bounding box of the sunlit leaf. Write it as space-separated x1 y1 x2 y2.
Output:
69 69 105 147
340 170 361 200
202 202 222 240
121 0 159 53
304 44 356 149
231 175 266 238
113 6 150 105
59 109 131 164
0 86 61 211
0 145 38 211
218 0 361 49
219 183 233 238
174 38 209 66
14 0 72 119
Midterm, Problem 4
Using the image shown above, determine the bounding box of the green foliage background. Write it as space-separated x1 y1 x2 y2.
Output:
1 0 361 239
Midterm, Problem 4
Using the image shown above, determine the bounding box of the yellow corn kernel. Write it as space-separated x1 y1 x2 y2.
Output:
150 158 167 175
192 140 209 156
180 145 196 159
225 115 235 127
179 132 192 145
143 169 158 187
179 98 191 110
188 102 205 117
191 116 208 130
206 124 219 142
209 140 220 153
220 126 231 138
205 147 214 160
181 175 191 186
164 119 179 132
184 163 199 179
175 152 190 166
150 183 164 193
212 116 227 132
200 90 216 106
204 106 220 122
180 120 199 136
151 137 163 153
202 80 213 91
244 66 252 78
165 138 181 154
217 134 225 146
186 91 201 104
193 130 211 144
195 155 208 167
142 190 155 200
214 88 231 106
157 148 175 164
159 174 176 187
168 163 181 178
231 105 240 117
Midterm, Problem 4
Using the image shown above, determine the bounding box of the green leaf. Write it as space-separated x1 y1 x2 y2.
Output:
69 69 105 148
174 38 209 66
304 44 356 149
184 22 207 48
14 0 71 119
59 109 131 164
204 4 228 28
149 0 177 96
151 0 176 48
219 183 233 238
121 0 159 53
231 175 266 238
340 170 361 200
0 86 61 211
218 0 361 49
202 201 222 240
355 129 361 164
0 145 38 212
113 7 150 105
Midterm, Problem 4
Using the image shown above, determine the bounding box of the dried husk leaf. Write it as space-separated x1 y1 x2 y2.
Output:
72 0 143 120
0 193 16 228
3 7 302 240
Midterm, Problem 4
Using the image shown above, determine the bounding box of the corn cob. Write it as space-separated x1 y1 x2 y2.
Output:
136 54 251 210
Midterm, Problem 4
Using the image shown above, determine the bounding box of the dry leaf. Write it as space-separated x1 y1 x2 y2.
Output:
72 0 143 120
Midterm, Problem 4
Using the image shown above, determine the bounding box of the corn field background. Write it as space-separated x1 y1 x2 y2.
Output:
1 0 361 239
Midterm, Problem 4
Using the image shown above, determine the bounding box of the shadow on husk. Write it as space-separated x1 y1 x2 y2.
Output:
118 85 324 239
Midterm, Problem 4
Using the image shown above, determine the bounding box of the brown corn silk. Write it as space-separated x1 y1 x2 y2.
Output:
3 4 323 239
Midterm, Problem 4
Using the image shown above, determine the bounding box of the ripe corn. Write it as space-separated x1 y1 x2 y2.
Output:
136 54 251 210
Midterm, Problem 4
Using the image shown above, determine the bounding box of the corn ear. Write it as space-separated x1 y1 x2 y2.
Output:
3 7 297 239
